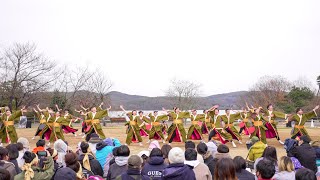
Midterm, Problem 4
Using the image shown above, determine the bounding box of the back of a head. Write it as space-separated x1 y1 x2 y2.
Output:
217 144 229 153
197 142 208 155
161 144 172 158
6 144 19 160
54 167 77 180
262 146 277 164
128 155 142 169
117 145 130 157
64 152 80 173
233 156 246 173
80 141 89 153
23 151 36 164
150 148 163 157
185 141 196 149
256 159 276 179
185 148 197 161
36 139 46 147
214 158 236 180
0 147 8 160
16 143 24 151
112 147 119 156
295 168 316 180
0 169 10 180
168 147 185 164
279 156 294 172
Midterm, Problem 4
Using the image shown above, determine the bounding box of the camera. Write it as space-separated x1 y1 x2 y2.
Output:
37 151 47 168
37 151 47 157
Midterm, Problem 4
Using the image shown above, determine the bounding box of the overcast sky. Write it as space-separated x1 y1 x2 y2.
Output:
1 1 319 97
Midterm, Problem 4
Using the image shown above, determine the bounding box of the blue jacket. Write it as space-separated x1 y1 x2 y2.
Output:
96 138 121 169
141 156 167 180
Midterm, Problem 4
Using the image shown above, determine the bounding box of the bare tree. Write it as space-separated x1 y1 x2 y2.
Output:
53 66 112 109
165 78 201 110
0 43 57 109
241 75 292 108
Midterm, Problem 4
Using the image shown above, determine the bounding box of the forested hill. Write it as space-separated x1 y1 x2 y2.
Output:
107 91 247 110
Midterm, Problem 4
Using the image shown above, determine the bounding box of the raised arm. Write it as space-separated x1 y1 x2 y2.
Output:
207 105 219 111
120 105 127 113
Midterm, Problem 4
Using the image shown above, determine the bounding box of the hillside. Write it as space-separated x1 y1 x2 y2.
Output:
107 91 247 110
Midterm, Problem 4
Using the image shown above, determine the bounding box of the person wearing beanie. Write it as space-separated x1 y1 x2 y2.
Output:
78 141 103 176
162 147 196 180
197 142 216 178
161 144 172 165
14 151 54 180
96 138 121 169
54 167 77 180
141 148 167 180
116 155 150 180
291 135 317 173
184 148 212 180
0 147 17 180
107 145 130 180
248 136 266 161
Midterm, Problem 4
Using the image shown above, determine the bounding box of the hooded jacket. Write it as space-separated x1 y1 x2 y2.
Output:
96 138 121 169
141 156 167 180
107 156 129 180
0 160 17 180
162 163 196 180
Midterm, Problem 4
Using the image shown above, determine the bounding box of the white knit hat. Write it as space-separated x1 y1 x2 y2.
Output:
168 147 185 164
17 137 30 150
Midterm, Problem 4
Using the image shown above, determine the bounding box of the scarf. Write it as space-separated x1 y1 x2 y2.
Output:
21 154 39 180
77 162 84 179
115 156 129 166
83 152 94 171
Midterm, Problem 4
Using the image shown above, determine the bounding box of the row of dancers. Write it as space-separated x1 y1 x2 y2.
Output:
0 103 319 148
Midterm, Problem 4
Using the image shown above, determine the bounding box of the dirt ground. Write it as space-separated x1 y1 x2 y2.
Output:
15 124 320 159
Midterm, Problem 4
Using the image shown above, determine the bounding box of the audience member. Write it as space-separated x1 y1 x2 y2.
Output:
214 158 237 180
107 145 130 180
273 156 295 180
256 159 276 180
185 148 212 180
233 156 254 180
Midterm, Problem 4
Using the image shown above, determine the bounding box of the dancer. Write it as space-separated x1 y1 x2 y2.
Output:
187 109 204 140
263 104 288 144
249 107 268 144
201 110 212 135
32 107 50 140
238 109 252 136
208 107 235 147
289 105 319 139
163 107 190 143
61 109 78 137
120 105 143 146
47 111 69 144
137 111 150 137
147 111 168 143
0 107 27 143
221 109 242 145
84 104 110 140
